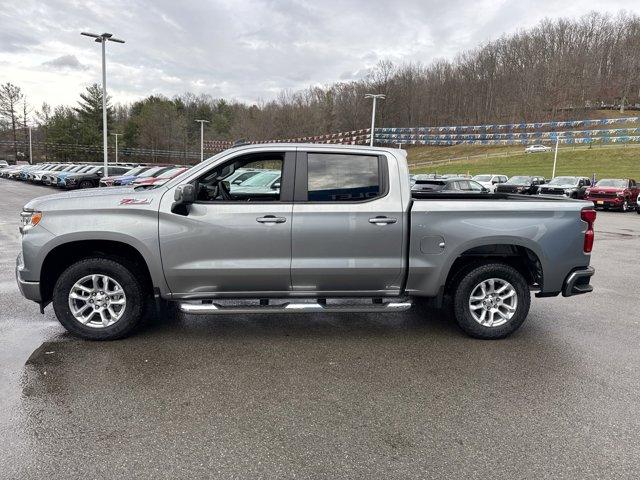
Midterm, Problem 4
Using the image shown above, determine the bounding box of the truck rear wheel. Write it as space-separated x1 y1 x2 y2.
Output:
52 257 144 340
452 262 530 339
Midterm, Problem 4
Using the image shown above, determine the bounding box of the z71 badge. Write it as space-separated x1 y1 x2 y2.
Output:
119 198 152 205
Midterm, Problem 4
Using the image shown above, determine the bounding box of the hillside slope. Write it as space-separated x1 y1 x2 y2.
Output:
407 145 640 178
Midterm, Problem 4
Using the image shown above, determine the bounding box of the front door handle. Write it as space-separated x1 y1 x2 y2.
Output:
257 215 287 224
369 216 397 225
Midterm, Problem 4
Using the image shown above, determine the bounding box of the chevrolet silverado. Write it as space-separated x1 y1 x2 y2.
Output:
16 144 596 340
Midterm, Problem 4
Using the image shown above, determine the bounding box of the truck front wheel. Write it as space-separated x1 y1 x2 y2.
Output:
452 262 530 339
52 257 145 340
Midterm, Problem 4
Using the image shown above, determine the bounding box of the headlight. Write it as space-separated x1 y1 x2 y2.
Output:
20 210 42 233
616 192 624 197
564 188 573 194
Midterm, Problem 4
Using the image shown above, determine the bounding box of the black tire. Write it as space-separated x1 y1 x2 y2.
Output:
621 200 629 212
453 262 531 339
79 180 94 189
52 257 145 340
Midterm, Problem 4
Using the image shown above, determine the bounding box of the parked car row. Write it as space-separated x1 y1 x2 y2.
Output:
410 172 639 212
0 162 191 190
0 162 285 198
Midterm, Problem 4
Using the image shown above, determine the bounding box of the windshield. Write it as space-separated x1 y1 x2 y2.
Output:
506 176 532 185
414 181 445 190
123 166 148 176
548 176 578 186
238 171 280 187
137 166 169 178
77 166 100 175
472 175 492 182
595 179 626 188
158 167 185 178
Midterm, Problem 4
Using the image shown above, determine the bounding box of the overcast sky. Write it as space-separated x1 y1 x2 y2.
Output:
1 0 638 110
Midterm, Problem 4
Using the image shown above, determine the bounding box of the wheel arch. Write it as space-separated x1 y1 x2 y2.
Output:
40 239 157 305
443 242 544 296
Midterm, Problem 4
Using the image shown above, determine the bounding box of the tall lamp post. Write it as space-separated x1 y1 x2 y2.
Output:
28 125 33 164
552 135 561 178
81 32 125 177
195 119 210 162
365 93 386 146
111 133 122 164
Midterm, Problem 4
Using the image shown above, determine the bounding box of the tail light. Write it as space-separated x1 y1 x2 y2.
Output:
581 208 596 253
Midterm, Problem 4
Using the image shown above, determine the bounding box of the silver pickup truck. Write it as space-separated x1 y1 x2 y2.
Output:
16 144 596 340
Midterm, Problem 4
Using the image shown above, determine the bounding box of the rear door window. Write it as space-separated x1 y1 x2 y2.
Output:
305 153 382 202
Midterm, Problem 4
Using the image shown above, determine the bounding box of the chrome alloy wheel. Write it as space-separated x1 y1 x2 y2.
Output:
468 278 517 327
68 274 127 328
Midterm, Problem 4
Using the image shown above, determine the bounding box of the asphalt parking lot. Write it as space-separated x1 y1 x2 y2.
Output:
1 179 639 479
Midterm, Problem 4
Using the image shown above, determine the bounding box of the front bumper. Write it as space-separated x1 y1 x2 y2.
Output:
587 197 623 208
16 254 41 302
562 266 595 297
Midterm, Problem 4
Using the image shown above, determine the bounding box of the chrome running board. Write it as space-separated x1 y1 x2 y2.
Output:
178 300 412 315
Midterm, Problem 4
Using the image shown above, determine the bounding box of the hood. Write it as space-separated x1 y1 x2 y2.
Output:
23 186 149 211
589 186 626 193
501 182 531 187
542 183 575 189
65 171 97 179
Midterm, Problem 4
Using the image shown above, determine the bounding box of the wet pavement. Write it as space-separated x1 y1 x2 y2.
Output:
1 179 639 479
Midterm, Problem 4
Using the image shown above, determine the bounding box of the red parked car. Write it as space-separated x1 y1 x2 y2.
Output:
585 178 639 212
132 167 189 187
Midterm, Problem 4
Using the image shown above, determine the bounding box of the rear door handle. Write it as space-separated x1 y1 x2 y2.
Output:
369 216 397 225
256 215 287 224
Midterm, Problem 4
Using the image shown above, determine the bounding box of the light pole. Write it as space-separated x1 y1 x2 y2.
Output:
111 133 122 164
195 119 210 162
28 125 33 164
365 93 386 146
81 32 125 177
552 136 560 178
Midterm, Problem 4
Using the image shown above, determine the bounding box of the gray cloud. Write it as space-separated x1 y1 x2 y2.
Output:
42 54 88 71
1 0 638 108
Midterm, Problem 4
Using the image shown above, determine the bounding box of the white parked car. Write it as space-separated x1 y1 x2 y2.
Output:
525 144 552 153
471 174 508 192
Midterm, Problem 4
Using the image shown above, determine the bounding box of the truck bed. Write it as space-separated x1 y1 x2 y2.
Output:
405 194 591 297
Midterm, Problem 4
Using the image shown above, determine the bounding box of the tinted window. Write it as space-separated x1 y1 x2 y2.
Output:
307 153 380 202
197 156 284 202
466 180 484 191
472 175 491 182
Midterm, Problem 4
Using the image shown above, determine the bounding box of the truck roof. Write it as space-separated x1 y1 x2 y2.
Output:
228 142 406 156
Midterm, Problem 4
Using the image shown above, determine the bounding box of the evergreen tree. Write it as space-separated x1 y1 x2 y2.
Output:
74 84 114 145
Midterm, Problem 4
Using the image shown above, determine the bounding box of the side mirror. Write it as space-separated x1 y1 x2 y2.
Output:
492 179 498 184
172 184 196 215
174 184 196 204
481 187 489 193
271 182 281 190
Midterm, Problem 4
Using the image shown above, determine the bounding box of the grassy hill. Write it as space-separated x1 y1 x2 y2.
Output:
407 144 640 179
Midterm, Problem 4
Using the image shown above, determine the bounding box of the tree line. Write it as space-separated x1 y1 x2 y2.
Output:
1 11 638 163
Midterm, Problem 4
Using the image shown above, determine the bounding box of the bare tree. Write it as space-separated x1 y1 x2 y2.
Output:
0 83 24 159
